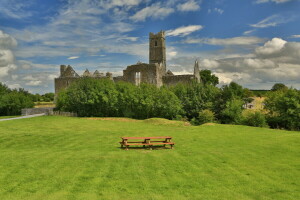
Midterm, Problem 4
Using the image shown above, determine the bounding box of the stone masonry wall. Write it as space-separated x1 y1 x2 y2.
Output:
162 75 195 86
123 63 163 87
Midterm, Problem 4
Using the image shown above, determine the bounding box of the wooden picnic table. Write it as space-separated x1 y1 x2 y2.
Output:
120 136 174 150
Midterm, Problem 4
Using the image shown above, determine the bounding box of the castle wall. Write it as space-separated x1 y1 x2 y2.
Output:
54 77 79 95
123 63 163 87
162 75 196 86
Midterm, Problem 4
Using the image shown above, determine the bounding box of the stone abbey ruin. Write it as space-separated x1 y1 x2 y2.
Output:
55 31 200 95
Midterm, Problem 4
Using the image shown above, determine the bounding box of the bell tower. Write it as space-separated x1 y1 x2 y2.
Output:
149 31 166 73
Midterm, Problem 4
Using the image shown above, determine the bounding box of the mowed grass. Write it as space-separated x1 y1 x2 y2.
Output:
0 116 299 200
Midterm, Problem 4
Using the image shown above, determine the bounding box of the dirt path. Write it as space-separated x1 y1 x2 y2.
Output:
0 114 46 122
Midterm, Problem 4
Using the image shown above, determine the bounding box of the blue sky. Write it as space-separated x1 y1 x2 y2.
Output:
0 0 300 93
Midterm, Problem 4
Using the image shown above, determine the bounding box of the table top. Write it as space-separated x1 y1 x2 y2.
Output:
121 136 172 140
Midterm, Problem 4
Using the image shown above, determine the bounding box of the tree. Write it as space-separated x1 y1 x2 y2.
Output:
264 88 300 130
271 83 288 92
200 69 219 86
0 82 34 116
170 82 220 120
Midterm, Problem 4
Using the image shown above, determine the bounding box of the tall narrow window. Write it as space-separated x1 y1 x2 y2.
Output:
155 41 157 46
135 72 141 86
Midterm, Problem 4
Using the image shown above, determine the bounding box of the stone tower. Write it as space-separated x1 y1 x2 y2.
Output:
149 31 166 74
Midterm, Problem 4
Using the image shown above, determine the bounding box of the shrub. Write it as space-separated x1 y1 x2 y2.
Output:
220 99 244 124
242 110 268 128
264 88 300 130
198 109 215 125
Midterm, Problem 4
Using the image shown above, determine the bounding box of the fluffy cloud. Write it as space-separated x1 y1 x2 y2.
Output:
166 25 203 37
177 0 200 12
255 37 286 55
168 37 300 89
0 31 17 78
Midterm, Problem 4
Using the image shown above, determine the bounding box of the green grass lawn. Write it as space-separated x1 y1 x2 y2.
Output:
0 116 299 200
0 116 20 119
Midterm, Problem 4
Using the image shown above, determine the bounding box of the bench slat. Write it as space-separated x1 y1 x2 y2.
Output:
120 142 174 146
121 136 172 140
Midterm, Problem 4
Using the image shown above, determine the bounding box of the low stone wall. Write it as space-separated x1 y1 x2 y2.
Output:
22 107 54 116
51 111 77 117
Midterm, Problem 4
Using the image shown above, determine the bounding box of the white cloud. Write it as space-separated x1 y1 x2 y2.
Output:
25 80 42 86
169 37 300 89
130 3 174 22
208 8 224 14
255 0 293 4
166 25 203 37
199 59 220 69
0 30 17 78
250 15 289 28
7 83 21 89
255 37 286 55
177 0 200 12
68 56 79 60
290 35 300 38
185 36 264 46
243 29 255 35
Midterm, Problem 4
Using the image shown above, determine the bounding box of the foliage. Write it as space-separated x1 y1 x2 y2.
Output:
57 79 183 119
57 78 119 117
170 82 220 120
219 98 244 124
271 83 288 92
242 110 268 128
0 83 34 116
191 109 215 125
264 88 300 130
199 69 219 86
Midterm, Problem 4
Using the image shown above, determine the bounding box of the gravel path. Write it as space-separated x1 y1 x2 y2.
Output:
0 114 46 121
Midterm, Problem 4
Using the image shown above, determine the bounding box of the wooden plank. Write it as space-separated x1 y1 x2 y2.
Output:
121 136 172 140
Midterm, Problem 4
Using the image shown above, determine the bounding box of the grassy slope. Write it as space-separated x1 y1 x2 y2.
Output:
0 116 299 200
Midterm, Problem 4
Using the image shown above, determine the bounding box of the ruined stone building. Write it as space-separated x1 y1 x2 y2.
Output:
55 31 200 96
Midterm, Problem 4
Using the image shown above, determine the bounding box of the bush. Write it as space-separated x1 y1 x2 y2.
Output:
219 99 244 124
264 88 300 130
198 109 215 125
242 110 268 128
0 91 34 116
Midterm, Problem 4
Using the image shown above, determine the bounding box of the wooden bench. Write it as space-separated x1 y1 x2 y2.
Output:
120 136 174 150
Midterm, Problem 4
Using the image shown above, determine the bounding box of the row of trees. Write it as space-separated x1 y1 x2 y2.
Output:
56 76 300 131
0 83 34 116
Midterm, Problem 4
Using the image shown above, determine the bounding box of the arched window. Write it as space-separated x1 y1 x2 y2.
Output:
155 41 157 46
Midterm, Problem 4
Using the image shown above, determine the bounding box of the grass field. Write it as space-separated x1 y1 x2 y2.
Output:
0 116 299 200
0 116 20 119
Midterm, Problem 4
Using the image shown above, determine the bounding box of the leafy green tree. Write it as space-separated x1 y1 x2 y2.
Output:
57 78 119 117
264 88 300 130
271 83 288 92
170 82 220 120
219 99 244 124
0 91 34 116
200 69 219 86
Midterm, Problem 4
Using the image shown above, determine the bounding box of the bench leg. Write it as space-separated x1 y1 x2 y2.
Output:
170 144 173 149
149 145 152 150
126 145 129 150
